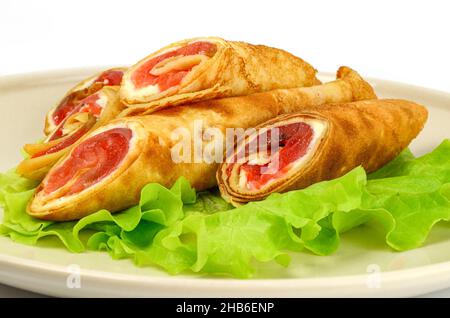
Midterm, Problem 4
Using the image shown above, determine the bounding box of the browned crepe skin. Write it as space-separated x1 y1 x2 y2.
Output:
17 87 125 181
28 67 376 221
217 99 428 205
120 37 319 115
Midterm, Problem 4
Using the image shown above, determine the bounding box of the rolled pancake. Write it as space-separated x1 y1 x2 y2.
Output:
120 37 319 115
44 68 126 135
27 67 376 220
217 100 428 205
17 87 125 180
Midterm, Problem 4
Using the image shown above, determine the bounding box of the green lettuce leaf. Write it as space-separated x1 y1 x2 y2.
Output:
0 140 449 278
335 140 450 251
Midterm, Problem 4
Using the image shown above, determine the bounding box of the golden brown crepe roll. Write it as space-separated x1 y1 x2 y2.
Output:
27 67 376 221
17 87 125 181
217 100 428 205
119 37 319 115
44 68 126 135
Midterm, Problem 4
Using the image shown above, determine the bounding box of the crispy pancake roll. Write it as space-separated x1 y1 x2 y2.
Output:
121 66 372 118
217 99 428 205
120 37 319 115
44 68 125 135
27 67 375 221
17 87 125 181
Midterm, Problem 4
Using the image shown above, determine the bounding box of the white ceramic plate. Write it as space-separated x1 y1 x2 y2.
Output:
0 68 449 298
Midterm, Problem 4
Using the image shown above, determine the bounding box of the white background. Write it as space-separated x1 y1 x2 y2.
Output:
0 0 449 297
0 0 449 91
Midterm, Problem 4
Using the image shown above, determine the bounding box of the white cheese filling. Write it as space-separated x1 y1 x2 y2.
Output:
95 92 108 109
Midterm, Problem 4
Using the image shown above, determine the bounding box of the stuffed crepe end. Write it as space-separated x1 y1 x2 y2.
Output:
217 99 428 205
18 87 125 180
120 37 319 115
44 68 126 135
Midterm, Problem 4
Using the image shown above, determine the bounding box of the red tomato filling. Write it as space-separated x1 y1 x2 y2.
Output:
131 41 217 91
48 93 102 142
43 128 132 195
51 69 123 126
239 122 314 190
94 69 123 86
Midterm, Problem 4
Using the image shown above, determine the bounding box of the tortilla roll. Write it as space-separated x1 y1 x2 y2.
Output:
27 67 376 221
44 68 126 135
217 99 428 205
17 87 124 181
119 37 319 115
